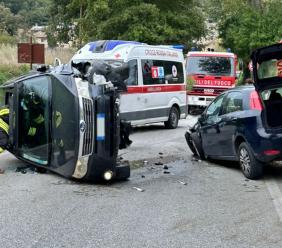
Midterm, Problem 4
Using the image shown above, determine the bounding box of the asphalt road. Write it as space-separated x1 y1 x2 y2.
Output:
1 116 282 247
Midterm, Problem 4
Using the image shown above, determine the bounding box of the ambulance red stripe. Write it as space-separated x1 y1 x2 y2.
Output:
125 85 186 94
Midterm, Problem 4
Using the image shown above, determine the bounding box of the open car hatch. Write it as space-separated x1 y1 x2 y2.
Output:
251 43 282 91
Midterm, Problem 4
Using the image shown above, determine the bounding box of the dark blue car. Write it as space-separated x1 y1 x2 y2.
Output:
185 43 282 179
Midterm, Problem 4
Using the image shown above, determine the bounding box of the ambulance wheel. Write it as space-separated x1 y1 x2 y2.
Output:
165 106 179 129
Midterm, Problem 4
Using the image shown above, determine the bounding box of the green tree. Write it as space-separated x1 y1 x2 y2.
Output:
48 0 206 48
0 0 51 27
205 0 282 78
0 3 21 35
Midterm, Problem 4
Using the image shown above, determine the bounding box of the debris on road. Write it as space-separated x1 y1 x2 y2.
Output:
177 180 187 186
15 166 29 173
191 156 202 163
143 160 148 166
133 187 145 192
155 162 163 166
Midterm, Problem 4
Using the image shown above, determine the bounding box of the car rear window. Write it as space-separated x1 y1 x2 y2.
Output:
258 59 282 79
261 87 282 101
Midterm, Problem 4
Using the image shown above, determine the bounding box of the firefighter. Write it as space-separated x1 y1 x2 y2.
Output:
0 107 9 153
21 91 46 146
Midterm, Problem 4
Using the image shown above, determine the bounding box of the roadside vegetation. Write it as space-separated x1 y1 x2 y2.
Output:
0 0 281 83
0 44 74 84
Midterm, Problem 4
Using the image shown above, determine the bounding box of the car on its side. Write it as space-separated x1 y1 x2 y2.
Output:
185 43 282 179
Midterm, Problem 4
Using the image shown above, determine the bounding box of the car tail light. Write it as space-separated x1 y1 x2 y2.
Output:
263 150 280 156
250 91 263 111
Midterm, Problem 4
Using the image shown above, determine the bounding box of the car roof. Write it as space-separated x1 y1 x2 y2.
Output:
223 85 255 94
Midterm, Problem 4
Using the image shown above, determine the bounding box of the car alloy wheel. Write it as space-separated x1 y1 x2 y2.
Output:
239 147 251 175
238 142 263 179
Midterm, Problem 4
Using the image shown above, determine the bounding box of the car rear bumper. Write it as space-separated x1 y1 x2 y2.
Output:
251 127 282 163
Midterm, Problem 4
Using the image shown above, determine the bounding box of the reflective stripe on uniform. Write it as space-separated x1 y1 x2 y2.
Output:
28 127 36 136
0 147 4 153
55 111 62 128
0 118 9 134
0 108 9 116
34 114 44 124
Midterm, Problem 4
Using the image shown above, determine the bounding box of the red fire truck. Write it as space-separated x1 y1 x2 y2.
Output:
186 51 237 113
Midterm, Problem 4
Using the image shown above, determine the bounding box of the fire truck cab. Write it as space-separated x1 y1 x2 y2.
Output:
186 51 237 113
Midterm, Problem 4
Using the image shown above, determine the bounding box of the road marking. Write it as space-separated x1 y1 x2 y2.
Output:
265 179 282 222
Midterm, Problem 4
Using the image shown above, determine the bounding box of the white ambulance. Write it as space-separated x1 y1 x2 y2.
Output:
71 40 187 128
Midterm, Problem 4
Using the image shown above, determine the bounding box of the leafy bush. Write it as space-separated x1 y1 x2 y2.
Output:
0 33 17 45
0 64 29 85
186 76 196 91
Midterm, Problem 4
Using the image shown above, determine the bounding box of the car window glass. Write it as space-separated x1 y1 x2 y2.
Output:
222 92 243 115
51 76 76 167
258 59 281 79
206 94 224 124
125 59 138 86
262 87 282 101
141 60 184 85
18 76 50 165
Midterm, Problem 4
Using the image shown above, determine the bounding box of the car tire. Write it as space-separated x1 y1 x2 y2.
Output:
238 142 263 180
165 106 179 129
190 132 205 160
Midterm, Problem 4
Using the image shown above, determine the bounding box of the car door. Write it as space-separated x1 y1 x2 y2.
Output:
217 91 244 157
200 93 225 156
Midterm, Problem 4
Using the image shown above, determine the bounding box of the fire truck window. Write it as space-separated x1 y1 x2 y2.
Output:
125 60 138 86
186 56 234 77
141 60 184 85
18 76 50 165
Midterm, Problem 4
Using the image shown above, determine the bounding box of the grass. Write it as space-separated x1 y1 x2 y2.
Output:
0 64 29 84
0 44 76 85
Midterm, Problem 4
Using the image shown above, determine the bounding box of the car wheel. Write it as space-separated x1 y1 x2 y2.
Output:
190 132 205 160
165 106 179 129
238 142 263 179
